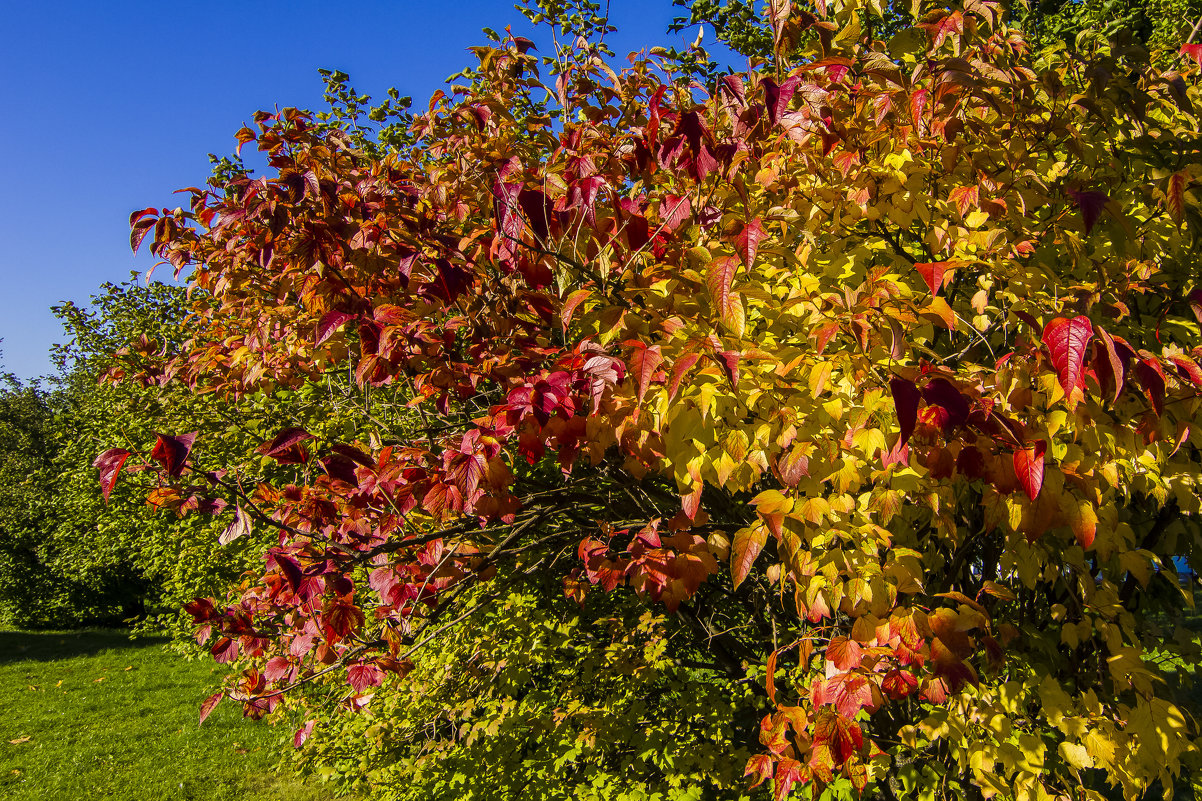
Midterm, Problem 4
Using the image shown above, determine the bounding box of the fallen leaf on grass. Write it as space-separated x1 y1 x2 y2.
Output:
9 736 31 744
93 677 105 683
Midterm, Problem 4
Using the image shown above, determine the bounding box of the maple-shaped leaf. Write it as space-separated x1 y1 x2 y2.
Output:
736 218 768 268
745 754 775 789
93 447 131 503
889 377 921 447
218 504 252 545
1042 316 1094 402
257 427 314 464
150 432 198 478
199 690 224 725
731 525 768 590
773 758 807 801
1014 440 1047 501
1068 189 1109 235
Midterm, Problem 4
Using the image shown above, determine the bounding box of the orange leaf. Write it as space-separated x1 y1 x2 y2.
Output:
1014 441 1046 501
731 525 768 590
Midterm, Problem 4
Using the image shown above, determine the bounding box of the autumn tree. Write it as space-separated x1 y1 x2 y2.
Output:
102 0 1202 798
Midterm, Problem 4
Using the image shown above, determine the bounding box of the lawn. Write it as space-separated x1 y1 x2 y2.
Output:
0 629 327 801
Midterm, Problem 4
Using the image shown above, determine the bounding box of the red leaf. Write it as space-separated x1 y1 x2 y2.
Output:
882 669 919 699
347 663 384 693
1136 356 1167 416
293 720 316 749
889 377 921 446
762 75 800 126
922 378 969 431
1068 189 1109 235
1014 440 1046 501
1182 43 1202 68
199 690 224 725
776 447 810 487
560 288 592 331
667 352 701 401
257 428 314 464
714 350 740 388
773 758 807 801
1042 316 1094 402
811 710 863 765
736 218 768 268
909 88 929 133
1171 355 1202 387
1190 288 1202 326
93 448 131 503
915 260 963 295
660 194 693 232
151 432 197 478
1094 325 1129 403
316 310 354 346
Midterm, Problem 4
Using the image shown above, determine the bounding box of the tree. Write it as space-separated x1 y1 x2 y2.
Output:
105 1 1202 798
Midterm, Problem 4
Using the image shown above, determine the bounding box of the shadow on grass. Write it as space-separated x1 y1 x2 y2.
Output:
0 629 168 665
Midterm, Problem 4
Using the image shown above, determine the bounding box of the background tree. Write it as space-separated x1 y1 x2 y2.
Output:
104 0 1202 799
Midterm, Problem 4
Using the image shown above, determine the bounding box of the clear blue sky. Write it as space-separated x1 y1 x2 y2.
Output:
0 1 709 381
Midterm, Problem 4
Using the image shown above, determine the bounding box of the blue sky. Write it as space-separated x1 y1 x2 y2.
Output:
0 1 711 381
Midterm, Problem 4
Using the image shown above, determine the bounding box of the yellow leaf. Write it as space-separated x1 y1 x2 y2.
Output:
751 489 793 516
1058 741 1093 770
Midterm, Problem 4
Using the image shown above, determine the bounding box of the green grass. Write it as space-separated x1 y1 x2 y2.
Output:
0 629 329 801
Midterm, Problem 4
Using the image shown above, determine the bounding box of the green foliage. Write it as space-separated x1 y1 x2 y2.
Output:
295 580 759 801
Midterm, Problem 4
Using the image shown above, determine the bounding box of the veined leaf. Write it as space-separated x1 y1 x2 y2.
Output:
1042 316 1093 403
1014 441 1047 501
731 525 768 590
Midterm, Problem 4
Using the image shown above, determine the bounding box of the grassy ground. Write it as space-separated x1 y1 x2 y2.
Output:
0 629 328 801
